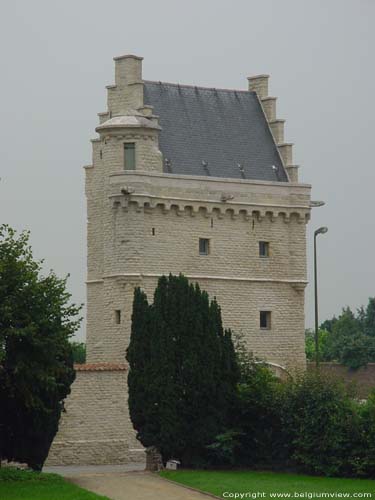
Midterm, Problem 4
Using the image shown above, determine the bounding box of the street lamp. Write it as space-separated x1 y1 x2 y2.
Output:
314 226 328 367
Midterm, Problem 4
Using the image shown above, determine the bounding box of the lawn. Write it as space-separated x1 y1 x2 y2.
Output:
160 470 375 499
0 468 110 500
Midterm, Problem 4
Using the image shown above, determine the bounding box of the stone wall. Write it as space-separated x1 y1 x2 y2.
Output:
86 169 311 371
46 364 145 466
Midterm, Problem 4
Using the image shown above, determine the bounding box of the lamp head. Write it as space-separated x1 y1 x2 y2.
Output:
315 226 328 236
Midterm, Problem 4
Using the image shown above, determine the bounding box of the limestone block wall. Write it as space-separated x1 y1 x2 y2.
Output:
46 365 144 466
86 170 311 370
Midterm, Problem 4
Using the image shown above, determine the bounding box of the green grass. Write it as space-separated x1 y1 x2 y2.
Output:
0 468 110 500
160 470 375 499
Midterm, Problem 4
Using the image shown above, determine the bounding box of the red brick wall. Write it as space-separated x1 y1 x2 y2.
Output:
307 362 375 398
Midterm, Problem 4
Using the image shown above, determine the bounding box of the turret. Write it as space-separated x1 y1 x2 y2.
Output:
94 55 163 173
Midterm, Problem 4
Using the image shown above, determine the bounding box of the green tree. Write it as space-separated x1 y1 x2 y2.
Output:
320 317 338 333
330 308 371 369
0 225 81 470
126 274 239 465
70 341 86 364
364 297 375 337
305 328 332 362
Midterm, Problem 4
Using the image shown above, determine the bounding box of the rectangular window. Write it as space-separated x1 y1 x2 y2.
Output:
260 311 271 330
259 241 270 258
124 143 135 170
199 238 210 255
115 310 121 324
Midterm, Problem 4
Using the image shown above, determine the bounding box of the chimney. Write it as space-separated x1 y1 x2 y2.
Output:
106 55 144 115
113 54 143 86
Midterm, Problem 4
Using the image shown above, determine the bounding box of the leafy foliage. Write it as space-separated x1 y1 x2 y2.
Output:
225 364 375 478
0 225 81 470
305 328 331 362
234 358 285 466
280 373 362 476
126 274 239 466
306 300 375 369
70 341 86 364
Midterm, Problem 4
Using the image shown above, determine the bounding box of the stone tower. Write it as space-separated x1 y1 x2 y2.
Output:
47 55 312 466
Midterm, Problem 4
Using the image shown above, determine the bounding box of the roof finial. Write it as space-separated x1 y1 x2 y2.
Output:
238 163 246 179
202 160 210 175
165 158 172 173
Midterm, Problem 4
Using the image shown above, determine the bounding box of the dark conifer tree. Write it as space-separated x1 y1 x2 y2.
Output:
126 287 152 443
126 274 239 465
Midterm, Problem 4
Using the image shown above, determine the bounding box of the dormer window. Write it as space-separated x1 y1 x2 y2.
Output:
124 143 135 170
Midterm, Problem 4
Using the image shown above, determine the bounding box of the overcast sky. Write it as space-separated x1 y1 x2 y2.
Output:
1 0 374 340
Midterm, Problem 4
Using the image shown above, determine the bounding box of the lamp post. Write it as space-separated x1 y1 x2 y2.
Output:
314 226 328 368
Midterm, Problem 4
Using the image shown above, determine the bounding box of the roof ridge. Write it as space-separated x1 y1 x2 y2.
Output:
144 80 255 95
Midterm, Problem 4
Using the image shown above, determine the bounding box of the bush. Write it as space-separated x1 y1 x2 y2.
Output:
353 390 375 477
280 373 362 477
228 359 375 478
234 360 285 466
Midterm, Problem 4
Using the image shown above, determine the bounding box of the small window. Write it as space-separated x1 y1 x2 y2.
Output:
259 241 269 258
124 143 135 170
260 311 271 330
199 238 210 255
152 228 156 236
115 310 121 324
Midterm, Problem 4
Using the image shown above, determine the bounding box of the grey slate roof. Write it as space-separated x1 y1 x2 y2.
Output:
143 81 288 182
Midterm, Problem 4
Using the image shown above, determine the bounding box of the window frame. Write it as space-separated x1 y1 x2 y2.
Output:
123 142 136 170
199 238 210 256
259 241 270 258
260 310 271 330
115 310 121 325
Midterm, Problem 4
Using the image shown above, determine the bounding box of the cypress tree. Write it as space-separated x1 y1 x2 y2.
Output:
127 287 153 444
126 274 239 465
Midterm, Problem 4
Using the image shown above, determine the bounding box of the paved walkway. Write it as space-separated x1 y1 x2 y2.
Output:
44 463 145 476
68 471 215 500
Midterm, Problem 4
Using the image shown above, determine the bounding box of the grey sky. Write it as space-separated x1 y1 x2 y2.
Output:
1 0 374 340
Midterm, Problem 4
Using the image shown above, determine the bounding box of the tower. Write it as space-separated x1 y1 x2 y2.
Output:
47 54 312 466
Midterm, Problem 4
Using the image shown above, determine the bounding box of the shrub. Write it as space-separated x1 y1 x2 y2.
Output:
353 390 375 477
234 359 285 466
228 359 375 478
280 372 362 477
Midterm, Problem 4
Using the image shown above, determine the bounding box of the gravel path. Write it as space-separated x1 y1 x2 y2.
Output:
68 471 215 500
